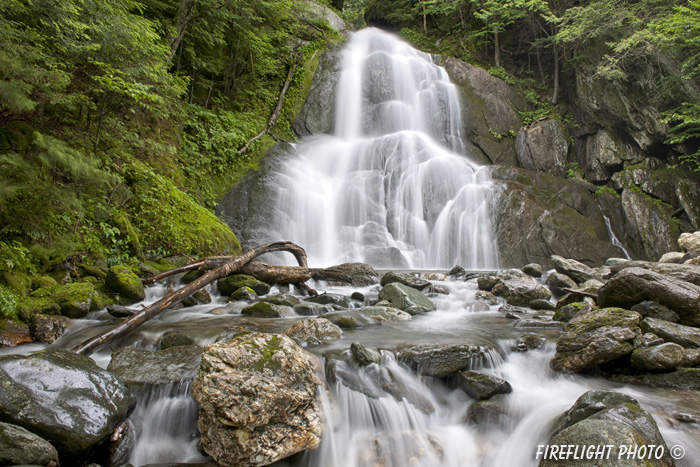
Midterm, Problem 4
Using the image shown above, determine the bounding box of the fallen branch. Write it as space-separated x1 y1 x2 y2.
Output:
71 241 308 356
561 287 598 300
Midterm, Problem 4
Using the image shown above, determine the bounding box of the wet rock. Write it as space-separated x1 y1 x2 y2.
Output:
550 255 597 284
161 330 197 349
681 348 700 367
515 118 569 177
474 291 499 305
631 301 680 323
0 421 59 467
551 308 643 373
380 271 431 291
513 333 545 352
457 371 512 400
230 286 257 301
107 304 138 318
327 262 380 286
32 314 70 344
53 282 95 319
465 301 491 312
640 333 664 348
530 299 555 311
325 356 384 399
555 293 595 310
514 318 562 330
611 368 700 389
323 310 380 329
351 291 365 302
621 189 679 261
192 289 212 304
108 346 203 391
351 342 381 366
467 399 508 425
292 48 342 137
679 231 700 252
181 269 204 284
546 272 578 298
609 261 700 287
308 293 361 308
448 265 466 277
241 301 296 318
282 318 342 344
358 306 412 321
598 267 700 326
491 270 551 307
217 274 271 296
640 317 700 348
552 303 591 323
378 282 436 314
397 344 493 377
0 348 135 463
659 252 686 263
293 302 333 316
522 263 543 277
499 304 529 315
576 279 604 295
262 294 300 307
0 320 33 347
192 333 322 467
630 343 685 372
105 265 145 303
425 284 450 295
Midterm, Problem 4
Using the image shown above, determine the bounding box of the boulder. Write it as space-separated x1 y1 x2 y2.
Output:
327 262 380 286
546 272 578 298
514 118 569 177
218 274 271 296
681 348 700 367
621 189 679 261
282 318 342 344
241 302 296 318
160 329 197 349
397 344 494 377
230 286 257 301
598 267 700 326
105 265 145 303
467 400 509 425
107 345 203 391
630 343 685 372
552 303 591 323
323 310 379 329
380 271 431 291
308 293 361 308
640 317 700 348
551 308 643 373
490 270 551 307
52 282 95 319
611 368 700 390
191 333 322 467
193 288 212 304
107 304 138 318
32 314 70 344
0 320 33 347
293 302 334 316
456 371 512 400
351 342 382 366
0 348 135 463
512 333 545 352
630 301 680 323
659 251 686 263
679 231 700 252
581 130 641 183
522 263 543 277
530 299 555 311
550 255 597 284
358 306 412 321
378 282 436 314
262 294 300 307
0 421 59 467
292 48 342 137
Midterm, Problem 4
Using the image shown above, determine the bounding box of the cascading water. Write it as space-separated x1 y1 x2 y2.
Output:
262 28 499 269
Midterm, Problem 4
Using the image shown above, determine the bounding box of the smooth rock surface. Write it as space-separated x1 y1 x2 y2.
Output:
108 345 203 390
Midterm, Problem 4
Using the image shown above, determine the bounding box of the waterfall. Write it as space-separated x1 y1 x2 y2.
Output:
260 28 499 270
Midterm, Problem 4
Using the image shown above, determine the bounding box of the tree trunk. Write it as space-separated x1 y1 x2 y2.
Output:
169 0 199 62
494 29 501 68
70 242 308 356
551 44 560 106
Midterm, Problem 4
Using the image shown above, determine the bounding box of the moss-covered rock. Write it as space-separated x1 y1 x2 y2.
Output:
230 286 257 301
105 265 145 303
52 282 95 319
0 319 33 347
30 275 57 291
378 282 436 314
218 274 271 296
241 301 296 318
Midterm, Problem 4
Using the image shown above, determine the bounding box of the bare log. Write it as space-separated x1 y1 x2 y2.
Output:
561 287 598 300
71 241 307 356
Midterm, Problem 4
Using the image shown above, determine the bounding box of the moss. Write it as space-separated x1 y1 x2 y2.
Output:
51 282 95 319
31 275 58 290
251 335 282 372
333 316 358 328
18 296 61 322
105 265 145 302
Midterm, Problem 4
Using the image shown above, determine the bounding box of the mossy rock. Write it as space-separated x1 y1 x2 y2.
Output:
31 275 58 291
18 296 61 322
105 265 145 303
51 282 95 319
90 291 116 311
241 301 296 318
79 265 107 280
231 286 257 301
218 275 271 296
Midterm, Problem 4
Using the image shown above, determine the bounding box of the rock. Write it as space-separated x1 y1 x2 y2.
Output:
181 269 204 284
323 310 379 329
630 301 680 323
515 118 569 177
552 303 591 323
298 0 346 33
308 293 361 308
491 270 552 306
351 291 365 302
522 263 543 277
474 291 499 305
351 342 382 366
543 390 673 467
380 271 431 290
640 317 700 348
0 320 33 347
598 267 700 326
550 255 597 284
456 371 512 400
576 279 604 295
611 261 700 287
378 282 436 314
292 48 342 137
105 265 145 303
0 348 135 463
241 301 296 318
52 282 95 319
191 333 322 467
32 314 70 344
108 346 203 391
262 294 300 307
477 275 500 291
581 130 641 182
465 301 491 312
630 343 685 372
218 274 271 296
546 272 578 298
161 330 197 349
358 306 412 321
282 318 342 344
397 344 494 377
327 262 380 286
230 286 257 301
513 333 545 352
530 299 555 311
611 368 700 389
293 302 333 316
0 421 59 467
448 265 466 277
640 333 664 348
681 348 700 367
107 304 138 318
659 251 686 263
193 289 212 304
467 400 508 425
551 308 643 373
621 189 679 261
425 284 450 295
679 231 700 252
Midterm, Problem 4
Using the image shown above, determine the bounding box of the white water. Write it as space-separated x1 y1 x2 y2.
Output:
262 28 499 269
604 215 632 260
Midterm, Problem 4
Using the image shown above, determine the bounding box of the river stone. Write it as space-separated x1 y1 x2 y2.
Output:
358 306 412 321
552 303 591 323
191 333 322 467
0 421 59 467
323 310 379 329
293 302 333 316
513 333 545 352
105 265 145 303
491 271 552 307
522 263 543 277
282 318 342 343
108 345 203 390
181 269 204 284
467 400 509 425
52 282 95 319
0 320 32 347
378 282 436 314
456 371 512 400
576 279 604 295
611 368 700 390
351 342 382 366
475 290 499 305
193 288 212 304
630 301 680 323
32 314 70 344
308 293 360 308
640 333 664 348
515 118 569 177
241 301 296 318
609 260 700 287
161 329 197 349
107 304 138 318
262 294 300 307
640 317 700 348
546 272 577 298
659 251 686 263
681 348 700 367
230 286 257 301
380 271 430 290
530 299 555 311
630 343 685 372
550 255 597 284
0 348 135 463
598 267 700 326
397 344 493 377
551 308 643 373
218 274 271 296
679 231 700 252
326 262 380 286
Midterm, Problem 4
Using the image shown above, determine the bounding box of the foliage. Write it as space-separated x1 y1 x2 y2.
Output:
0 284 19 319
566 162 582 179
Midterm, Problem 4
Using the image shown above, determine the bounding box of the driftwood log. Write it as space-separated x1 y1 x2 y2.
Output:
71 241 310 356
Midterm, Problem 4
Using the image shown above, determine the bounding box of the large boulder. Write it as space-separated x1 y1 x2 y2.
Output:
0 421 59 467
358 306 412 321
105 265 145 303
598 267 700 326
680 231 700 252
580 130 643 183
456 371 512 400
630 343 685 372
0 348 135 463
52 282 95 319
546 272 578 298
282 318 342 344
550 255 597 284
515 118 569 177
551 308 643 373
327 262 380 287
378 282 436 314
483 269 552 306
218 274 271 296
397 344 494 377
191 333 322 467
107 345 204 391
380 271 430 291
620 189 680 261
640 317 700 348
612 368 700 389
